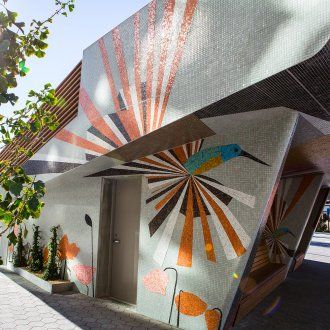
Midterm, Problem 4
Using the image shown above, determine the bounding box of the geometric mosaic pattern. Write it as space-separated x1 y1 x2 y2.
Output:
264 175 315 263
89 139 270 267
55 0 199 160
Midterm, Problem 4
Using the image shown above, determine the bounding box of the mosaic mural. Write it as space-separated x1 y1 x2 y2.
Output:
142 267 222 329
264 175 315 263
90 139 269 267
54 0 198 161
175 291 222 330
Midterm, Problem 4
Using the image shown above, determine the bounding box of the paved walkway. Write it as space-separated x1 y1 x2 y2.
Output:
305 232 330 263
235 233 330 329
0 268 174 330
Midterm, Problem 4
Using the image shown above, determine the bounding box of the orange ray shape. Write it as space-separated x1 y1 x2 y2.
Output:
177 181 194 267
145 0 157 133
196 181 246 258
283 175 315 219
158 0 198 127
152 0 176 130
155 178 188 211
140 156 184 173
157 151 187 172
98 38 121 112
193 182 216 262
55 129 110 155
79 87 124 147
112 28 141 140
133 12 145 135
172 145 188 164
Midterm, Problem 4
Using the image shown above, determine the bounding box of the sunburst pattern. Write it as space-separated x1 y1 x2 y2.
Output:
54 0 199 160
89 139 260 267
264 175 315 263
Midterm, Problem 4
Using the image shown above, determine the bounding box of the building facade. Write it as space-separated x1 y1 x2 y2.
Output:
0 1 329 329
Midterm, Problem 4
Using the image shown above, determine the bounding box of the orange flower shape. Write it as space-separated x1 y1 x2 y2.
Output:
43 246 49 264
205 309 222 330
175 292 207 316
73 264 96 285
59 234 80 261
9 244 14 253
142 269 169 295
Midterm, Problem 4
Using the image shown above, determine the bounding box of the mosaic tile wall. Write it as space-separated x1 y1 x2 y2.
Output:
0 177 103 298
84 108 297 328
264 173 324 264
1 0 327 327
21 0 329 181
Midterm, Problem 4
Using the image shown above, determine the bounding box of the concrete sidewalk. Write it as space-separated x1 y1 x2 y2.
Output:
0 268 174 330
305 232 330 264
235 233 330 329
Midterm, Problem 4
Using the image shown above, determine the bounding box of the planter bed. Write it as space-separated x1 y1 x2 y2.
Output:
6 263 73 294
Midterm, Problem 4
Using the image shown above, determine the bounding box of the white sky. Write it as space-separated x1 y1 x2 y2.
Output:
1 0 150 116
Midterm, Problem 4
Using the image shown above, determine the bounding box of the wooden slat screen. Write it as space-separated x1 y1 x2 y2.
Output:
0 61 81 166
250 239 270 273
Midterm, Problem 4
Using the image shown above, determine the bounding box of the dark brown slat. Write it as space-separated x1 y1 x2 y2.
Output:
0 61 82 165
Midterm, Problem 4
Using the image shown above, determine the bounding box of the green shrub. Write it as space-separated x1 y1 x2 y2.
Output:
13 227 27 267
29 225 43 272
43 226 60 281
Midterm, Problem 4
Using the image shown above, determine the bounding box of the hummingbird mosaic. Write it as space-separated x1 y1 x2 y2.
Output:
89 139 270 268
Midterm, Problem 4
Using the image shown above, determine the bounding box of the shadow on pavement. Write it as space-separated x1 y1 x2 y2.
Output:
0 267 172 330
234 260 330 329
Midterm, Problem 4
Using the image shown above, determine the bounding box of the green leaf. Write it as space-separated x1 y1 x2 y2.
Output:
19 60 26 70
7 231 17 246
8 181 23 196
6 10 18 21
19 60 30 74
28 196 39 211
33 180 45 192
3 213 12 224
35 50 45 58
31 121 41 132
0 76 7 93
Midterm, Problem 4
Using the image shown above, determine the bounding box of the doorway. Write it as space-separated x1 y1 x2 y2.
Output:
96 177 142 304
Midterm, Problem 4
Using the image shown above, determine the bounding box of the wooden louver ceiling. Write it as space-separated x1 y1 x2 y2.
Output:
0 61 81 166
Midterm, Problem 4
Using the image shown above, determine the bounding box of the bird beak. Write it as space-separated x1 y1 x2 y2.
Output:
240 150 269 166
288 230 295 237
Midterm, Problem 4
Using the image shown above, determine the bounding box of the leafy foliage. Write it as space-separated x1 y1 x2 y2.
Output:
13 226 27 267
29 224 43 272
43 225 60 280
0 0 75 242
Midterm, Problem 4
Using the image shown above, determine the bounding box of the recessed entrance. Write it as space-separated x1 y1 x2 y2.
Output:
96 177 142 304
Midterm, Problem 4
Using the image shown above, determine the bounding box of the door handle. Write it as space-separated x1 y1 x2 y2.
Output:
113 239 120 244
